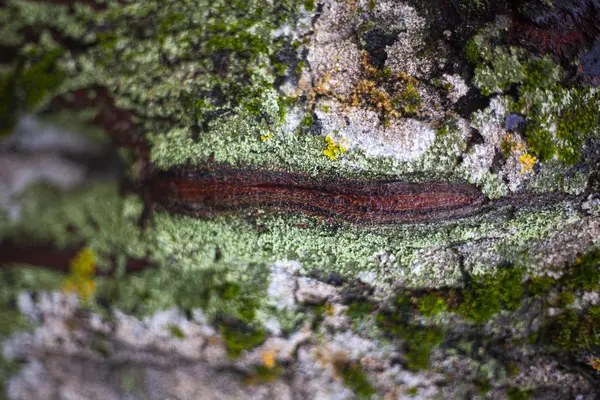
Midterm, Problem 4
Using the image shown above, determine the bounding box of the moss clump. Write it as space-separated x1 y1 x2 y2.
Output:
346 301 375 319
377 294 445 370
333 360 377 398
565 250 600 291
475 378 493 395
403 326 445 370
543 306 600 350
406 387 418 396
246 364 285 384
507 387 534 400
0 47 65 134
168 325 186 339
220 323 267 358
417 293 447 317
348 54 423 123
456 266 524 323
527 249 600 300
303 0 316 12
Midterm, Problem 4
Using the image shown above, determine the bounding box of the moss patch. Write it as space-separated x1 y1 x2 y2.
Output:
457 266 524 324
333 360 377 398
220 323 267 359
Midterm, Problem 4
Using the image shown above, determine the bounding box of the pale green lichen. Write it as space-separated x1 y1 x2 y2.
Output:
0 0 518 197
0 0 94 47
0 177 583 306
468 23 600 166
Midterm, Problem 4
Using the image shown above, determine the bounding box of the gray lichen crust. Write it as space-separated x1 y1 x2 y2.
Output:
1 0 600 398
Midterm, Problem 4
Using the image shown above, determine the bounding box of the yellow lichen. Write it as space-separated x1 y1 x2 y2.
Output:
503 133 525 153
62 248 96 300
518 153 536 174
503 134 537 174
261 348 277 369
260 131 273 142
323 135 348 160
591 357 600 372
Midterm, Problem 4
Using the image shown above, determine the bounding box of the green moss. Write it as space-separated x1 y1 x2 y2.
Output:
475 378 493 395
303 0 316 12
566 250 600 291
465 38 482 65
21 47 65 108
377 294 445 370
406 387 418 396
0 60 22 135
522 57 559 90
544 306 600 350
457 266 524 323
333 360 376 398
403 326 445 370
393 82 422 115
295 60 306 75
551 291 575 307
168 324 186 339
0 46 65 134
507 387 534 400
417 293 447 317
346 301 375 319
220 323 267 358
247 364 285 383
527 275 556 296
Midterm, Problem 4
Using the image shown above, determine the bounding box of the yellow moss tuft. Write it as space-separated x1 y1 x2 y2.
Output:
323 135 348 160
62 248 96 300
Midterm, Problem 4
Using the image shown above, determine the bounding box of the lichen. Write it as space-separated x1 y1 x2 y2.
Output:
467 23 600 165
62 247 96 300
323 135 348 160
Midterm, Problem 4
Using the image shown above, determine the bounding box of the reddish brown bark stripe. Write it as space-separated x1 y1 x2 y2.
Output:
148 167 489 224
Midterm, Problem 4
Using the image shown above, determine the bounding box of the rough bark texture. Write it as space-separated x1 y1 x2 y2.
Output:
1 0 600 399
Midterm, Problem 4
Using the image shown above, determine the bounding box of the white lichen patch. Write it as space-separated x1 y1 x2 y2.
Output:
307 37 362 98
409 247 464 288
462 97 532 192
315 99 436 161
268 261 300 312
442 74 470 103
381 2 448 80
